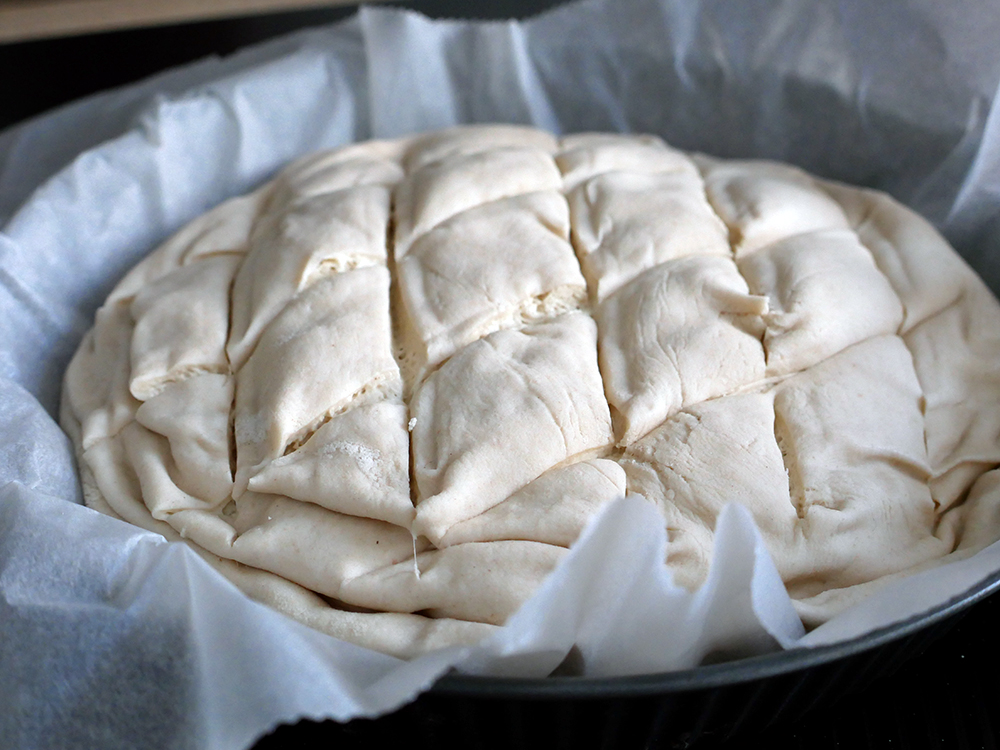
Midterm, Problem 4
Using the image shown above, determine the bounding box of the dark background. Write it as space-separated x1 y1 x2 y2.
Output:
2 2 998 748
0 0 567 132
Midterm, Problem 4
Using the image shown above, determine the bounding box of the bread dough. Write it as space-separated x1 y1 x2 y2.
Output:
227 183 393 371
232 266 400 498
396 190 586 376
129 254 240 399
567 169 730 300
737 229 904 376
597 255 767 444
62 125 1000 658
247 398 414 527
409 312 613 544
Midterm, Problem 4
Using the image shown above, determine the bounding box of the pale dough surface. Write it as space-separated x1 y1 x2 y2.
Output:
62 125 1000 658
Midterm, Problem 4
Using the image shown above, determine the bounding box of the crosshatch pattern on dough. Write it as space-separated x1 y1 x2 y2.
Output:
61 125 1000 659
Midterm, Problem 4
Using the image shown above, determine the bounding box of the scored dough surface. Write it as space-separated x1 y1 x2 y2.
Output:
62 125 1000 658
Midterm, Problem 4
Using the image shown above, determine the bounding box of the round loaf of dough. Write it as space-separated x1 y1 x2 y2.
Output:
61 125 1000 659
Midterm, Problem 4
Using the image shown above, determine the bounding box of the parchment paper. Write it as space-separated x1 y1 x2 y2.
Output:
3 1 1000 748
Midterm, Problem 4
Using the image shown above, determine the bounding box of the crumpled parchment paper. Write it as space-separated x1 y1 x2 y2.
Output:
3 1 1000 748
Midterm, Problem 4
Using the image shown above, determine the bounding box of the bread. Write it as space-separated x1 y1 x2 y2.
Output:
60 124 1000 659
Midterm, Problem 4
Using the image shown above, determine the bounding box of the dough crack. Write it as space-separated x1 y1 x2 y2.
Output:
225 262 239 481
384 193 419 512
773 409 806 520
694 159 741 257
136 364 230 400
227 389 237 482
555 154 617 458
281 374 399 457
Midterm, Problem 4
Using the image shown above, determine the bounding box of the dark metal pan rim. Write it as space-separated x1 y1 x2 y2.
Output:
431 567 1000 699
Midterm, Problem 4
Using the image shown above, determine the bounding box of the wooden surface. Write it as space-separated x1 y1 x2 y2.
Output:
0 0 384 43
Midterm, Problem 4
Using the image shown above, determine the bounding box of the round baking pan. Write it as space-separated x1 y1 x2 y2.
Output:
253 568 1000 748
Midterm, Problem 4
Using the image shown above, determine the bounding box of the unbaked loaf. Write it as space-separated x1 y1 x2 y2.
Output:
61 125 1000 659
